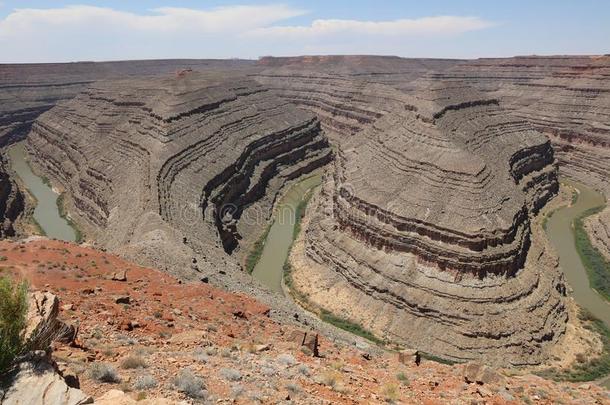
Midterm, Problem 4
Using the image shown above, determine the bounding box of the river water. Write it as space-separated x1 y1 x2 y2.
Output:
545 180 610 327
8 143 77 242
251 175 321 293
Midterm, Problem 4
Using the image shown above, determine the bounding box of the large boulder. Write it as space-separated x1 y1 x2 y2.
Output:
23 292 76 349
0 351 92 405
463 362 505 385
23 292 60 349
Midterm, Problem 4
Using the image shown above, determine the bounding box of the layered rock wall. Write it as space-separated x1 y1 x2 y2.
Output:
25 72 331 274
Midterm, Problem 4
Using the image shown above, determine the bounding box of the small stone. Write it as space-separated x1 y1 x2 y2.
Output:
398 349 420 366
115 296 130 304
62 303 75 311
255 344 271 352
110 270 127 282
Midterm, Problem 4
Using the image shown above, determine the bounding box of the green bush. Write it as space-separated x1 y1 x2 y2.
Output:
0 277 28 374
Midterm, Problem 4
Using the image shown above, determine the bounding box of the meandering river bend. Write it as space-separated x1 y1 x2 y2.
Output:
8 142 77 242
251 175 321 293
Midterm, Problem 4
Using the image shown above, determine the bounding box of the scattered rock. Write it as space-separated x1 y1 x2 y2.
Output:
398 349 420 366
114 295 130 305
463 362 505 385
285 329 318 356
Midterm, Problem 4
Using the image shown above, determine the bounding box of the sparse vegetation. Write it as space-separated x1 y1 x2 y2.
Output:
573 205 610 301
536 308 610 381
173 369 207 399
381 383 400 403
319 309 383 345
220 367 242 381
245 222 272 274
89 362 121 383
133 374 157 390
0 277 28 374
396 371 410 386
276 353 296 366
419 352 459 365
120 354 147 369
56 193 83 243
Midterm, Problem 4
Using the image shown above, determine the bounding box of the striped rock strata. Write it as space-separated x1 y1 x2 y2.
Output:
283 78 567 365
25 72 331 274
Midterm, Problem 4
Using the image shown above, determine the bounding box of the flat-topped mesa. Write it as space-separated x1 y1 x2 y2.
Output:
290 81 566 365
26 72 331 272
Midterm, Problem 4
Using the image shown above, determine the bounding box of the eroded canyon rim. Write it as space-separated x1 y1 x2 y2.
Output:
1 55 609 368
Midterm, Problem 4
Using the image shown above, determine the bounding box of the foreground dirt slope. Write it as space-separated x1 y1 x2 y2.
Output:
1 238 608 404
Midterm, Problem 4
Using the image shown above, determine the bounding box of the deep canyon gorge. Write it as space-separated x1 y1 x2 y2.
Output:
1 55 609 374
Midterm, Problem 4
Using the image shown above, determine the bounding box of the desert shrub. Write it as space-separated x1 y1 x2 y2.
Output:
173 369 206 399
220 367 242 381
133 374 157 390
90 363 120 383
231 384 245 399
381 383 399 403
89 362 121 383
192 348 208 363
276 353 296 366
120 354 147 369
286 382 301 393
396 371 410 386
297 364 310 376
0 277 28 374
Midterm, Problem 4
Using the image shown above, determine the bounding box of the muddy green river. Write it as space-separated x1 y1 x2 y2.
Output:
8 142 77 242
251 175 321 293
545 180 610 389
545 180 610 327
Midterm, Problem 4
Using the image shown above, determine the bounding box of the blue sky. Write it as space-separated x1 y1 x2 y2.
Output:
0 0 608 62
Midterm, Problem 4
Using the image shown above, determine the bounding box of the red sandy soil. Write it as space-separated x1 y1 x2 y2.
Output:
1 239 608 404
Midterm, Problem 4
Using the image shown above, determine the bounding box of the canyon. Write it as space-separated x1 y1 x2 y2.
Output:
1 55 609 377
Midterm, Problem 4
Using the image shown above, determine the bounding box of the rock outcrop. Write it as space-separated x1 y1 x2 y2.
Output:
25 72 331 275
0 351 92 405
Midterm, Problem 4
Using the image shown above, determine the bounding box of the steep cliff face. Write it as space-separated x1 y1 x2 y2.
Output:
289 87 566 365
431 56 610 194
25 72 331 274
0 154 24 237
257 61 567 364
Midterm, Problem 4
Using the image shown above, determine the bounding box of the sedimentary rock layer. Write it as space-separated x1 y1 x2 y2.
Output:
282 76 567 365
0 153 24 237
25 72 331 274
0 59 254 145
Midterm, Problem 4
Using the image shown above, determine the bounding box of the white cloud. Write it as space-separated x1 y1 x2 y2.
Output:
0 5 307 36
0 4 495 62
248 16 494 38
